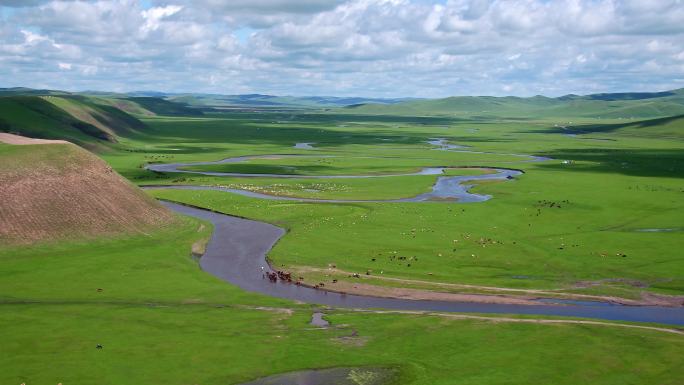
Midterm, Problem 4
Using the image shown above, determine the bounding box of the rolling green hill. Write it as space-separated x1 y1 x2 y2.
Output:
563 114 684 139
346 88 684 119
0 87 71 96
125 96 203 116
5 86 684 118
0 95 147 148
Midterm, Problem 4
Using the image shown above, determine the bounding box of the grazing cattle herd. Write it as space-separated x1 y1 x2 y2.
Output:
264 269 331 290
264 269 294 283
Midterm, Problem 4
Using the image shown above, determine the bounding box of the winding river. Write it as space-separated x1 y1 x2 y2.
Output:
161 201 684 325
144 167 521 203
145 153 524 203
145 144 684 325
426 138 552 162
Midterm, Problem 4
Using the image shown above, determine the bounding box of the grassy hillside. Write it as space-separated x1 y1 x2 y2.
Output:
93 97 157 117
551 114 684 139
346 88 684 119
0 95 147 147
125 96 203 116
78 93 205 116
0 87 70 96
44 96 147 135
0 139 176 244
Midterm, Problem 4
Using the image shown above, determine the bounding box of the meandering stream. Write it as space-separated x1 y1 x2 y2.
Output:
145 153 524 203
160 201 684 325
145 145 684 324
144 167 521 203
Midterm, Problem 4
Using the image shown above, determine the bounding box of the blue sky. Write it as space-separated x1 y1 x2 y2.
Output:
1 0 683 97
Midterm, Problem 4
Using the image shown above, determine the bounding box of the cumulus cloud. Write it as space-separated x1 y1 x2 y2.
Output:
0 0 683 97
0 0 50 7
190 0 345 14
141 5 183 33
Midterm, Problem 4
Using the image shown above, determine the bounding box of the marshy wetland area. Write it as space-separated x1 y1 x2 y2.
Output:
2 96 684 384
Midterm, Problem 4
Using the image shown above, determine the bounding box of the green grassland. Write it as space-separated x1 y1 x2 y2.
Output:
4 101 673 299
1 207 683 385
89 110 684 300
2 93 684 384
178 155 517 176
0 96 110 145
173 175 442 200
124 96 204 116
4 304 683 385
175 168 490 201
0 95 148 148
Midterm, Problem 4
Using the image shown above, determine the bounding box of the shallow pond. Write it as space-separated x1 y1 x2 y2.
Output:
310 312 330 327
236 367 396 385
294 142 315 149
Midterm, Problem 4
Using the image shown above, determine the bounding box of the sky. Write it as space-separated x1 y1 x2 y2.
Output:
0 0 683 98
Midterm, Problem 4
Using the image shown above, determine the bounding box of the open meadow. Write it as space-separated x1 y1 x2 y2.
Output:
3 1 684 382
100 111 684 301
3 104 684 384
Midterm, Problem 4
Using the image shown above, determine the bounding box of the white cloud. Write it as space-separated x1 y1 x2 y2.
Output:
141 5 183 33
21 29 48 44
0 0 682 96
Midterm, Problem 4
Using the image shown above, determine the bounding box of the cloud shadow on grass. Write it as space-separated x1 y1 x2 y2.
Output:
537 148 684 179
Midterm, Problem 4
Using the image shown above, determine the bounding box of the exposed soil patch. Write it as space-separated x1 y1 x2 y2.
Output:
639 292 684 307
334 335 370 347
322 281 541 305
0 132 68 145
0 139 176 244
292 265 684 307
573 278 650 289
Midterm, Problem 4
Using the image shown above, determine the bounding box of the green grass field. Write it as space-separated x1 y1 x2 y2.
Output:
2 98 684 384
95 111 684 300
2 212 683 385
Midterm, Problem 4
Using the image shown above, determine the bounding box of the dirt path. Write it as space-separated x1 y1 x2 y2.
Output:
288 265 684 307
0 133 68 145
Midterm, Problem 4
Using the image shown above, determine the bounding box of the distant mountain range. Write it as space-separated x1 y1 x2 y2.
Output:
2 86 684 119
344 88 684 119
0 87 417 108
152 93 416 108
2 87 684 149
